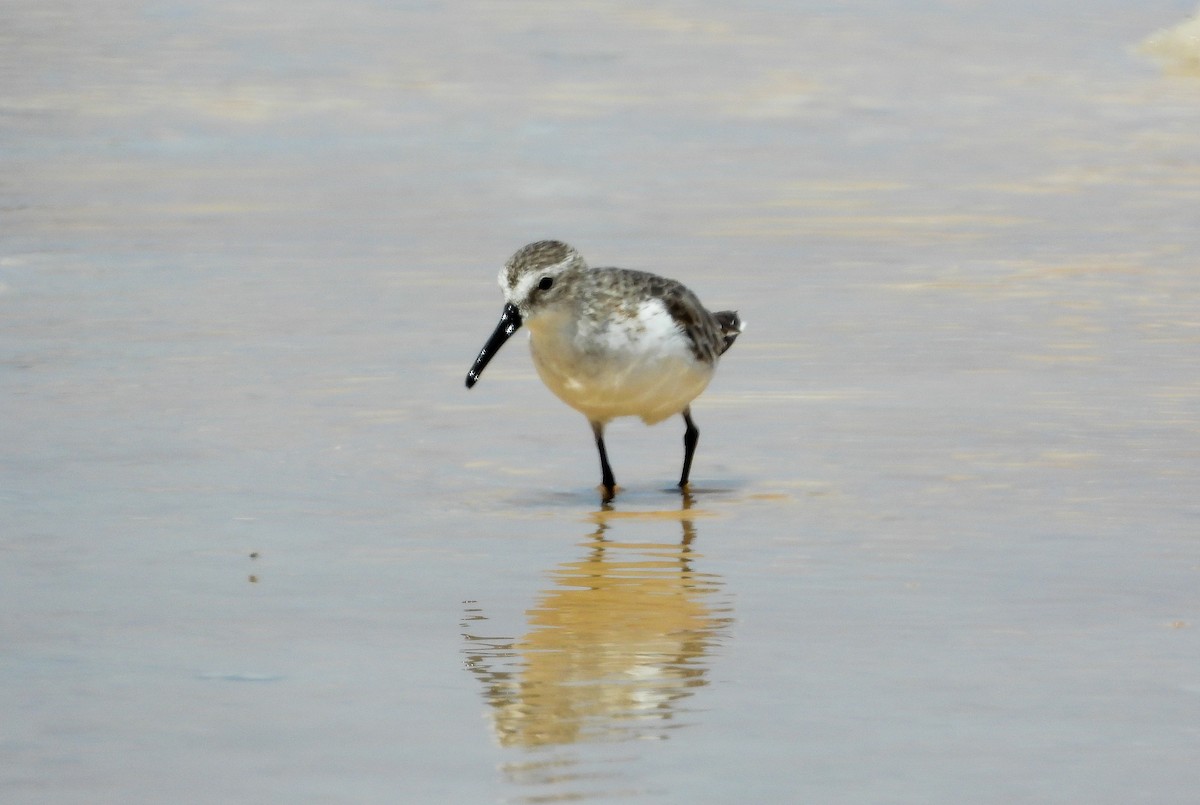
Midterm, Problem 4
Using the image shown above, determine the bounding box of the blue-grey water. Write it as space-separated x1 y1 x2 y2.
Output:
3 1 1200 802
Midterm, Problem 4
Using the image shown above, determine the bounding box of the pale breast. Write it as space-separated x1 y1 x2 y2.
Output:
527 298 716 425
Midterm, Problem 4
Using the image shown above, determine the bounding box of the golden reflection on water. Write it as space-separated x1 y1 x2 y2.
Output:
1140 6 1200 76
462 496 732 757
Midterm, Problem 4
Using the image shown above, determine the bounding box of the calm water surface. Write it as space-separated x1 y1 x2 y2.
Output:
3 1 1200 802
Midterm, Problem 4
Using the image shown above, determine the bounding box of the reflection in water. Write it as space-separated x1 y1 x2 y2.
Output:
462 496 732 795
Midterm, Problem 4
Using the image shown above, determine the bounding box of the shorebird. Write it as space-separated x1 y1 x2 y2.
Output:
466 240 741 500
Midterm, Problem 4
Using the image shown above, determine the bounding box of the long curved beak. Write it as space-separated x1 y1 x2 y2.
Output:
465 303 522 388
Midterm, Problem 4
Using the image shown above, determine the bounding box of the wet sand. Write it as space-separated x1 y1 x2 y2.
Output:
3 2 1200 802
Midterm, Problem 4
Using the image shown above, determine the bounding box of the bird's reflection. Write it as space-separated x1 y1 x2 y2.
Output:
462 494 732 753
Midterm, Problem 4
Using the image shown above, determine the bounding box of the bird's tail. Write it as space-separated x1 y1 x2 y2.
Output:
714 310 743 355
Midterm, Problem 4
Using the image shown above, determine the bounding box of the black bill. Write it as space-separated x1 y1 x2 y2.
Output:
465 302 523 388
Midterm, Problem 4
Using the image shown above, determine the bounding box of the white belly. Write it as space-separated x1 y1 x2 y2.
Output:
526 302 714 425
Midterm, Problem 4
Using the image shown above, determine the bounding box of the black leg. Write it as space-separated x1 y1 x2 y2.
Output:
591 421 616 500
679 407 699 490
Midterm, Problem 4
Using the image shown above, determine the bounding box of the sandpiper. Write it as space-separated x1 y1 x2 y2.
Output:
465 240 741 500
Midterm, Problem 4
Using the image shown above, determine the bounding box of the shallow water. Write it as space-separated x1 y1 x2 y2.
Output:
3 1 1200 802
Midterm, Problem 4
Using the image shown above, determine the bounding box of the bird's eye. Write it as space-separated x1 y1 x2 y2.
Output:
538 277 554 291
